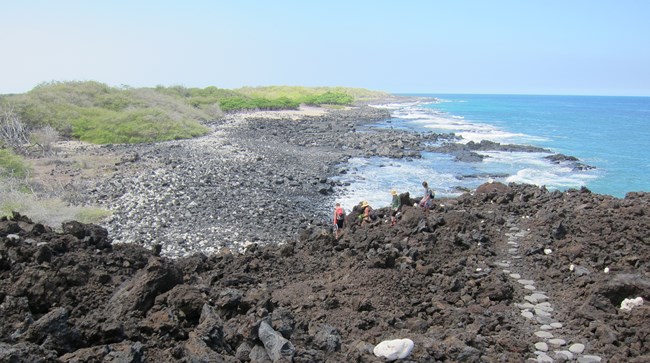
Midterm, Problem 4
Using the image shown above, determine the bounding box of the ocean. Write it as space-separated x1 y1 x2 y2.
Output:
333 94 650 211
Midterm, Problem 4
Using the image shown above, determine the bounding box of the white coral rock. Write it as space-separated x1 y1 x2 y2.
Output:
373 338 414 361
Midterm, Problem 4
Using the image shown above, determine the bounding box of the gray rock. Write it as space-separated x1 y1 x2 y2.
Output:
235 341 253 362
534 342 548 351
578 356 602 363
24 307 80 354
554 350 574 360
573 265 591 276
249 344 272 363
569 343 585 354
311 324 341 353
258 321 295 362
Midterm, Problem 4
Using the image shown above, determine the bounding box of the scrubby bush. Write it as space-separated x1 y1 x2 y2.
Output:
70 108 208 144
4 82 211 144
0 104 30 150
0 149 30 177
30 126 59 156
1 82 386 144
302 92 354 106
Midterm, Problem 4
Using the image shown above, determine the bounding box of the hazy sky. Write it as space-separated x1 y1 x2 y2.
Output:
2 0 649 96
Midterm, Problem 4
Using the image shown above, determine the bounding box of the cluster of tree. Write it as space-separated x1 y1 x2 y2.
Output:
301 91 354 106
219 97 300 112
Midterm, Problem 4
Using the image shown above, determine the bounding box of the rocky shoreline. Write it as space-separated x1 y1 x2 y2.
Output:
1 183 648 362
1 102 649 362
56 102 595 258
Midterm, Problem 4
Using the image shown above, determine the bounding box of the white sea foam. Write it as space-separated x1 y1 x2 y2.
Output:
389 106 549 145
333 155 477 211
333 102 602 209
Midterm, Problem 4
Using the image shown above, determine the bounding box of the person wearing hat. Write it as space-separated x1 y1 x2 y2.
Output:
360 200 374 226
390 190 402 226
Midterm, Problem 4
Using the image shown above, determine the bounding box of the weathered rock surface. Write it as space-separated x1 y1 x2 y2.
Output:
1 181 649 362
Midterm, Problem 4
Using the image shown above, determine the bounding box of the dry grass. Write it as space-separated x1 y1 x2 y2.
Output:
1 140 117 229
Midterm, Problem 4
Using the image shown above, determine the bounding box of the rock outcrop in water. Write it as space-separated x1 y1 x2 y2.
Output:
1 183 648 362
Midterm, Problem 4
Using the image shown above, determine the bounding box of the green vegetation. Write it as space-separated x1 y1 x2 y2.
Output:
2 81 386 146
0 149 30 177
236 85 390 102
0 81 388 228
0 188 113 228
4 81 211 144
302 91 354 106
219 97 300 112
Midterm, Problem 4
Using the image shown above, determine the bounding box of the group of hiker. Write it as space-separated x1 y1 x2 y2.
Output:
333 181 435 238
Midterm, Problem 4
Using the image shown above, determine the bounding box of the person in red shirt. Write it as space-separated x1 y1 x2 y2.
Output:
333 203 346 238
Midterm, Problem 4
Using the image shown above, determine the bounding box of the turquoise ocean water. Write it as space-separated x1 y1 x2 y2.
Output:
334 94 650 211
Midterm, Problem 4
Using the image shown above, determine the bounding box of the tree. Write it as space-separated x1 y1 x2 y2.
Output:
0 104 30 152
31 125 59 156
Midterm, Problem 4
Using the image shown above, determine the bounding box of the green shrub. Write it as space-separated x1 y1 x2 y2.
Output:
302 92 354 106
3 82 211 144
1 81 387 144
236 85 389 101
70 108 208 144
0 149 30 177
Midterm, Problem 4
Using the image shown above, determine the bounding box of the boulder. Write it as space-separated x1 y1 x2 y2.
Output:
257 321 295 362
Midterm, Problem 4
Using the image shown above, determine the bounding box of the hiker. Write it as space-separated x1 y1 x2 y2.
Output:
359 200 375 226
390 190 401 226
419 181 435 211
333 203 346 238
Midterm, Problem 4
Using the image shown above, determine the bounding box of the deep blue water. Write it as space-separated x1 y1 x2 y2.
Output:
333 94 650 211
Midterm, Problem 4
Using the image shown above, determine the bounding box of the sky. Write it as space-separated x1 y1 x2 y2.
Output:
2 0 650 96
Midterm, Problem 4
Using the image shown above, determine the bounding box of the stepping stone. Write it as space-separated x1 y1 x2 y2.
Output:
578 356 602 363
535 304 553 312
507 241 518 245
534 342 548 352
536 316 555 325
548 338 566 346
495 262 510 267
518 279 535 285
555 351 574 360
524 295 537 304
550 322 563 329
540 325 553 330
515 302 535 309
503 269 511 274
510 273 522 279
521 311 534 319
530 293 548 301
535 352 554 362
534 331 553 339
512 255 522 259
535 308 551 317
508 248 519 254
524 285 536 290
569 343 585 354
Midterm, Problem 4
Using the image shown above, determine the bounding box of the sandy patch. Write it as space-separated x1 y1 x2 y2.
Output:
237 105 330 120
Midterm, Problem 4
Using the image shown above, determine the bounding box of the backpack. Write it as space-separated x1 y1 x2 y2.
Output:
428 189 435 199
336 208 346 221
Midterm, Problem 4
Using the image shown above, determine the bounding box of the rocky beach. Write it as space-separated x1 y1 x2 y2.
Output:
1 102 649 362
